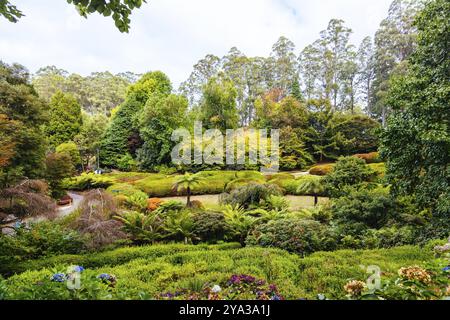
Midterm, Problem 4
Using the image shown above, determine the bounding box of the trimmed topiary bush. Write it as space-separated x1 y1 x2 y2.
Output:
219 183 283 209
192 212 229 244
353 152 381 164
309 164 335 176
246 218 337 256
62 173 114 191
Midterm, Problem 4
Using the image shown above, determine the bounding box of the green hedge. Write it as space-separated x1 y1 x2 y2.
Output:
10 243 242 275
2 243 434 300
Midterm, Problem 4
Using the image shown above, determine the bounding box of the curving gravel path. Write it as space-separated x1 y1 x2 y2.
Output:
57 192 85 218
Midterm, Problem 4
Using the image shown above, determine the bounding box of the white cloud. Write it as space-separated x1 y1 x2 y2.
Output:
0 0 392 87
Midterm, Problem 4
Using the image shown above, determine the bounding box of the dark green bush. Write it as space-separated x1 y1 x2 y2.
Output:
331 187 396 233
246 218 337 256
219 183 282 209
0 222 85 275
324 157 376 197
62 173 114 191
192 212 229 244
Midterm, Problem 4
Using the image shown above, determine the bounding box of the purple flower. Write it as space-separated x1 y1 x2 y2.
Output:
72 266 84 273
271 294 282 300
97 273 115 282
442 266 450 272
51 273 66 282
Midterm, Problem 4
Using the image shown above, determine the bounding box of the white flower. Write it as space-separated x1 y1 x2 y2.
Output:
211 285 222 293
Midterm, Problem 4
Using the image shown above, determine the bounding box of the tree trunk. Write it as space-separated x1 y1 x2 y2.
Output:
186 187 191 207
314 195 318 207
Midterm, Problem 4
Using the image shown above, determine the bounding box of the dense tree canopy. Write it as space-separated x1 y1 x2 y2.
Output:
380 0 449 214
0 62 47 185
44 91 83 148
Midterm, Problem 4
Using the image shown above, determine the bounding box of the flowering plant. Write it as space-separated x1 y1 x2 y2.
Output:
157 274 284 300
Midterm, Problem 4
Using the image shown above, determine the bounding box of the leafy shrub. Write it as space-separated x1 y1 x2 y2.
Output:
116 153 138 172
225 178 266 192
353 152 381 164
134 175 178 197
63 173 114 191
266 174 297 194
246 218 337 256
219 183 282 209
192 212 229 244
115 211 164 244
309 164 334 176
0 222 85 275
163 209 195 243
0 267 117 300
324 157 376 197
330 187 397 240
154 200 185 214
235 171 264 180
107 183 142 197
222 205 256 246
367 163 386 178
361 226 416 249
124 190 148 211
264 195 289 212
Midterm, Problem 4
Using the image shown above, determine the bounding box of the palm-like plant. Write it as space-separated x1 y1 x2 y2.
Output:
296 178 325 206
164 209 195 244
172 173 204 207
222 205 256 246
114 211 164 244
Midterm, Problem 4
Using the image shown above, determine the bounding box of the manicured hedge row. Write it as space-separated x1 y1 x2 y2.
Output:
2 244 433 300
10 243 242 275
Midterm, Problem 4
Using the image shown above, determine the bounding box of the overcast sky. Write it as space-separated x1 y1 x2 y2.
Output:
0 0 392 87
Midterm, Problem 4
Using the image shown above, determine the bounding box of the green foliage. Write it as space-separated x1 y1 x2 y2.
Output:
279 126 314 170
44 91 83 148
332 114 380 155
74 113 109 170
330 187 397 235
114 211 164 244
116 153 137 172
192 212 228 244
56 141 82 170
100 71 174 169
224 177 265 192
63 173 114 191
0 62 47 182
0 222 85 276
99 97 142 168
219 183 282 209
1 1 146 32
324 156 376 197
380 0 449 216
246 218 337 256
163 209 195 244
355 263 450 300
0 0 23 22
222 205 256 245
201 76 238 131
137 94 188 170
45 152 74 198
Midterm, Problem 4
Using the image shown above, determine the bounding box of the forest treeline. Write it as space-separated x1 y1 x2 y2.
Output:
1 0 421 174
